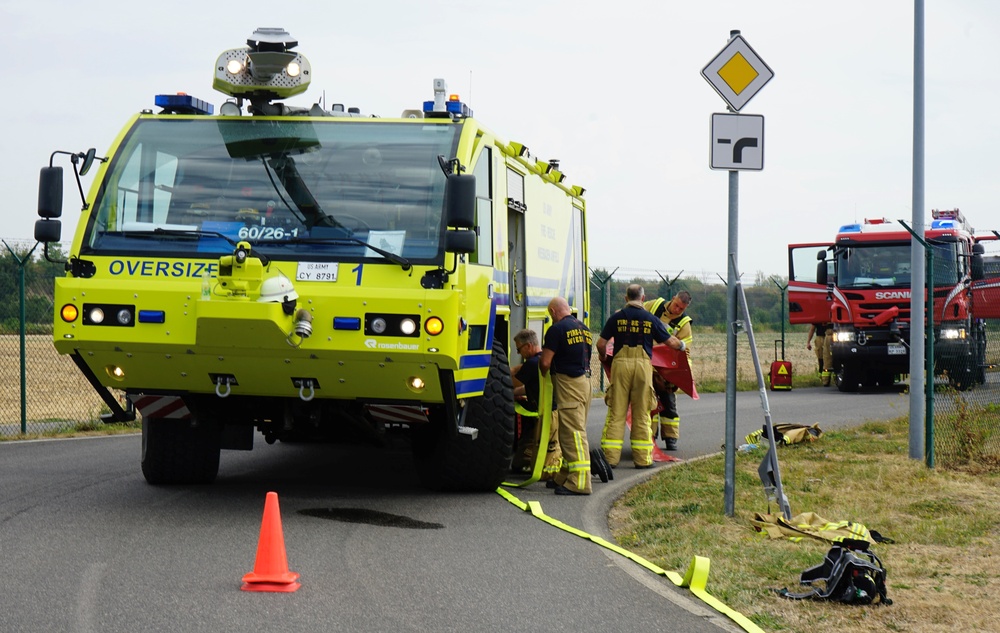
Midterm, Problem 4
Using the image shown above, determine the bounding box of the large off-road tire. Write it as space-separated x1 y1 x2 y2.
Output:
413 339 515 492
141 417 222 485
861 370 897 390
945 360 975 392
973 322 988 385
835 364 860 393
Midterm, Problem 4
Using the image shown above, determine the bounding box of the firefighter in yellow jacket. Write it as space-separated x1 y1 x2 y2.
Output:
644 291 693 451
597 285 684 468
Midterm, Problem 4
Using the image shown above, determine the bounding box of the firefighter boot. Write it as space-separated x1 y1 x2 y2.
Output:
659 415 679 451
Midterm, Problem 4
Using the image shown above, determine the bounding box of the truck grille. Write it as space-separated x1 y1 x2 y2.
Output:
857 301 912 321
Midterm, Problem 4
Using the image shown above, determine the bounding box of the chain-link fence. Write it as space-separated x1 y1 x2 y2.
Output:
1 234 997 464
589 261 1000 470
0 238 122 437
932 324 1000 468
909 236 1000 469
586 266 806 395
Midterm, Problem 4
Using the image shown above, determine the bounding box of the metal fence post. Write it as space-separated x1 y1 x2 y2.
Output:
589 267 617 392
925 245 935 468
772 280 788 359
898 222 935 467
3 240 40 434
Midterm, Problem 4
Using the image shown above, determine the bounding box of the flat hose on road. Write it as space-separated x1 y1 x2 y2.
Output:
496 487 763 633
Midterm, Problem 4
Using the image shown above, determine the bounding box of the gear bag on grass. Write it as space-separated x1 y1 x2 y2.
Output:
778 543 891 605
751 511 894 546
745 423 822 446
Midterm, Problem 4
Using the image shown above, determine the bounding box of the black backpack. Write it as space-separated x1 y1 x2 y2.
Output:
778 542 891 605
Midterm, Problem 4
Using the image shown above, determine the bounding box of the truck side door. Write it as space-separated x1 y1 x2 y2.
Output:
788 242 834 325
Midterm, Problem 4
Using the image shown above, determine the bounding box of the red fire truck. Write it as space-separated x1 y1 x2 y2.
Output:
788 209 998 392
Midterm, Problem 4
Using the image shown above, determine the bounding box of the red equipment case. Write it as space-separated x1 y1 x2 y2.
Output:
769 340 792 391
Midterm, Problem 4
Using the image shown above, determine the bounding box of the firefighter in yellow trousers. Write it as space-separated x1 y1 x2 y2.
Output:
597 284 684 468
540 297 594 495
644 291 693 450
806 322 834 386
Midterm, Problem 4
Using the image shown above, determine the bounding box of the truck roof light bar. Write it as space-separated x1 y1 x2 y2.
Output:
154 93 214 115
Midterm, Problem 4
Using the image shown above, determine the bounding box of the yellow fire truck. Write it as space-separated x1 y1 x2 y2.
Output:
34 28 588 491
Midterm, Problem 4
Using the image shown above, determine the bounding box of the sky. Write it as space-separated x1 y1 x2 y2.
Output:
3 1 998 282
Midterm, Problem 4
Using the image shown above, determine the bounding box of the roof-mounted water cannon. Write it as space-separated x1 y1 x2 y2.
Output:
423 78 472 119
213 27 311 114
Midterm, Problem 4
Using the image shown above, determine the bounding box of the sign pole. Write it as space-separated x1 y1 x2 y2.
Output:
702 28 772 517
909 0 926 460
724 165 739 516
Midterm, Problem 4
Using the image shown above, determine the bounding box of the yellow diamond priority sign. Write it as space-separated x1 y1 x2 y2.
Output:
702 34 773 112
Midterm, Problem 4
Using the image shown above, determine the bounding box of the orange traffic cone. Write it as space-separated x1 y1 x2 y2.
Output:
241 491 301 593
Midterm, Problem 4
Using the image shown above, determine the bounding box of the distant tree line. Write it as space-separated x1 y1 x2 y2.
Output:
589 268 800 333
0 243 800 336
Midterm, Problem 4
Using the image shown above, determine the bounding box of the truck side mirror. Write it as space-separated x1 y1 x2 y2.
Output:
38 166 64 219
444 172 476 229
78 148 97 177
444 229 476 254
34 219 62 243
971 242 985 281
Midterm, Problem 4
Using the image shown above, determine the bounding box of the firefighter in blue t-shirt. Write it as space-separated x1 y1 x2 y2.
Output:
540 297 594 495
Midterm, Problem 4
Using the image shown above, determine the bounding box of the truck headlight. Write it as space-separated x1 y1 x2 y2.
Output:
940 327 966 340
399 318 417 335
82 303 135 327
833 330 855 343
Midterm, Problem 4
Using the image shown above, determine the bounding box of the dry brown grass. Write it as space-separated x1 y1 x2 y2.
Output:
8 328 817 426
611 419 1000 633
590 328 820 393
0 335 110 427
690 329 818 388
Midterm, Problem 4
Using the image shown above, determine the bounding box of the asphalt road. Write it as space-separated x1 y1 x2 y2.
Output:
0 385 908 633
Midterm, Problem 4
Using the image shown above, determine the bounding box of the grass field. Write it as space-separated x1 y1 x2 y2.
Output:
590 327 821 394
688 327 819 391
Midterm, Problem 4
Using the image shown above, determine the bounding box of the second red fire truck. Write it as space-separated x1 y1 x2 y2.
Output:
788 209 998 392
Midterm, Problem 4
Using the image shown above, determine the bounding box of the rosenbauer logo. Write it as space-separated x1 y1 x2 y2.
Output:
364 339 419 351
875 291 911 300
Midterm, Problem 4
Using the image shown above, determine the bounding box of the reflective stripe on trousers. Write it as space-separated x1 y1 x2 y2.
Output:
601 346 656 467
552 373 592 494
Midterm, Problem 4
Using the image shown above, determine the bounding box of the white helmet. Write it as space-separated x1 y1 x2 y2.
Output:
258 273 298 303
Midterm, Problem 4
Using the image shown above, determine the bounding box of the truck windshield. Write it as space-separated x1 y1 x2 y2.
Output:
83 118 461 264
836 242 960 288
